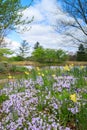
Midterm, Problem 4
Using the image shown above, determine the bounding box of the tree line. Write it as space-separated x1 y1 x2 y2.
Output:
9 41 68 63
0 41 87 63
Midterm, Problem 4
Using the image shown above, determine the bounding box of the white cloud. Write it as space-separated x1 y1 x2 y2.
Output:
7 0 83 53
4 37 20 50
23 6 44 22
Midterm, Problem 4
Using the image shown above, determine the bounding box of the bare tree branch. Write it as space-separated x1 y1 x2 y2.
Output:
57 0 87 44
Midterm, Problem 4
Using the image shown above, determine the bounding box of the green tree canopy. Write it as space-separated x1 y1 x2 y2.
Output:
0 0 33 45
32 47 68 63
44 49 56 62
0 48 13 56
56 49 68 63
0 48 13 61
32 47 45 62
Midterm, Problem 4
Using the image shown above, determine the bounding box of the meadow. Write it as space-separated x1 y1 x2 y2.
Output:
0 65 87 130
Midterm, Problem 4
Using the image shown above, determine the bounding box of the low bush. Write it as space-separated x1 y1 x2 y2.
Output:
0 63 7 72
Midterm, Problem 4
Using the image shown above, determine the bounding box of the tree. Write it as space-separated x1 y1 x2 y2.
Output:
76 44 87 61
0 0 33 45
34 42 41 49
58 0 87 44
0 48 13 61
56 49 68 63
17 40 30 59
32 47 68 63
32 47 45 62
44 49 56 62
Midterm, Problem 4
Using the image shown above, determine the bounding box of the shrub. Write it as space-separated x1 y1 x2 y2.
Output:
10 65 28 72
0 63 6 72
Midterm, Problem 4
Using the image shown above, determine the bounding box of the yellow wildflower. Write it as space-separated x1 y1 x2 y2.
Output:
25 71 29 75
36 67 40 71
70 94 77 103
70 64 74 67
52 74 56 78
42 73 44 77
63 65 70 71
8 73 13 79
8 75 12 79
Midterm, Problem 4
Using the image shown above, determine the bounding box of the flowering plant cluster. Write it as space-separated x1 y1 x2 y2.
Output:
0 65 87 130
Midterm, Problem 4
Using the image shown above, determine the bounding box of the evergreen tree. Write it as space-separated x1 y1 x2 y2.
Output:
77 44 86 61
17 40 30 59
34 42 40 49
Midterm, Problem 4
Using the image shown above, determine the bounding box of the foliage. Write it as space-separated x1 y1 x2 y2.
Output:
0 48 13 56
9 55 25 61
32 46 45 62
0 0 33 45
76 44 87 61
56 49 68 63
32 47 68 63
0 94 9 104
0 48 13 61
9 65 28 72
44 49 56 62
0 63 6 72
0 62 28 73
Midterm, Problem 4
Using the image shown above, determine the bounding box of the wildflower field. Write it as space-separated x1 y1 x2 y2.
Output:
0 65 87 130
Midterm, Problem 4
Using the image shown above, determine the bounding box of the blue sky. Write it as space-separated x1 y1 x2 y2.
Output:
21 0 40 6
7 0 83 53
21 0 33 6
